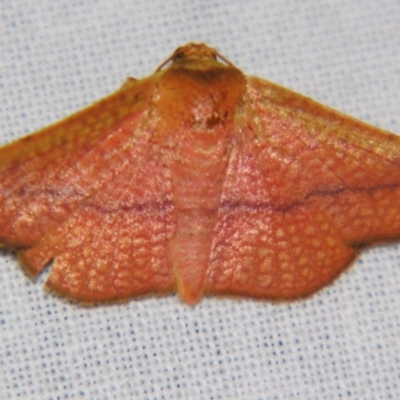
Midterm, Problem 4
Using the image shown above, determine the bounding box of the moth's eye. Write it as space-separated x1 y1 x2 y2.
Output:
173 52 184 61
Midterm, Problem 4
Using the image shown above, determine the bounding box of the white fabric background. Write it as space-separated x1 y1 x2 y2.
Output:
1 1 400 399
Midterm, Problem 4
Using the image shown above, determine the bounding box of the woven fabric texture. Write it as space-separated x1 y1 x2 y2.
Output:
1 1 399 399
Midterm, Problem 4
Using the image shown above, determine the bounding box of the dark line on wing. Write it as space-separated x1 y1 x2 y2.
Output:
73 182 400 215
220 182 399 213
82 200 175 214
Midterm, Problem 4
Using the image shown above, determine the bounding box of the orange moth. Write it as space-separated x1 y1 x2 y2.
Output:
1 43 400 306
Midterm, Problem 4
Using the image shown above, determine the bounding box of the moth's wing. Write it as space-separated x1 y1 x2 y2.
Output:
1 78 176 302
18 136 176 302
0 77 154 248
204 77 400 300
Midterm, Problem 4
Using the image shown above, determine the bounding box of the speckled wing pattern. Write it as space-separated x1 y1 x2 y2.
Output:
0 78 176 301
203 77 400 300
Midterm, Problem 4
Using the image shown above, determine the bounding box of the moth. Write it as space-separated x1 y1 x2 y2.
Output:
1 43 399 305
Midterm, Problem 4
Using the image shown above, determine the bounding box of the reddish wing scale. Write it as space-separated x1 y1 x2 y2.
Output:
203 77 400 300
0 78 176 301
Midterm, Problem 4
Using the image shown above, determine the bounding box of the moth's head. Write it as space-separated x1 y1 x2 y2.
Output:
154 42 246 146
156 43 235 71
170 43 218 62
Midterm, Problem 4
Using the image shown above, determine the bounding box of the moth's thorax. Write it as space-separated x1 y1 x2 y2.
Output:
154 61 246 150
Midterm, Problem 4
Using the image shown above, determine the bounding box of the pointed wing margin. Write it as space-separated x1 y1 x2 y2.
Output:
0 77 176 302
0 77 154 248
204 77 400 300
